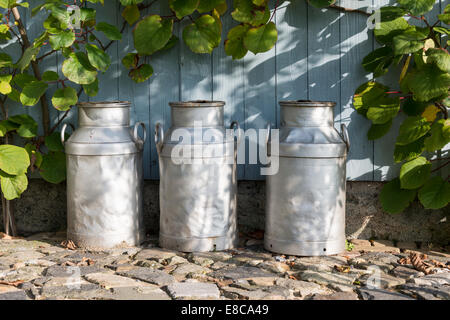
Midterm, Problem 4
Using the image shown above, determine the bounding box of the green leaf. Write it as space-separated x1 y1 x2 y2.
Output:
366 96 400 125
160 35 178 52
120 0 144 5
399 156 432 189
20 80 48 106
397 116 431 145
424 119 450 152
0 144 30 175
42 70 59 82
43 15 63 34
0 122 6 137
13 73 36 88
133 15 173 55
15 46 40 72
83 78 99 97
197 0 225 13
183 14 221 54
44 132 64 152
122 53 139 69
394 136 426 163
0 52 12 68
418 176 450 209
122 4 140 25
374 17 409 45
362 47 394 78
62 52 97 85
7 88 19 102
0 74 12 95
40 151 66 184
80 8 96 27
95 22 122 41
397 0 436 16
406 65 450 102
49 30 75 50
402 97 429 116
0 171 28 200
353 81 388 117
367 120 392 140
307 0 335 8
129 64 153 83
169 0 199 19
232 0 269 26
243 22 277 54
392 29 427 55
8 114 38 138
380 178 417 214
25 143 43 168
426 48 450 73
438 4 450 24
86 44 111 72
52 87 78 111
225 24 250 60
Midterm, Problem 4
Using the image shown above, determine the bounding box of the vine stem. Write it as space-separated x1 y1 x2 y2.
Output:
431 160 450 173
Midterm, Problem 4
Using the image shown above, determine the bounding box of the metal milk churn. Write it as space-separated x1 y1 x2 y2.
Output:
62 101 147 249
265 100 350 256
155 100 240 252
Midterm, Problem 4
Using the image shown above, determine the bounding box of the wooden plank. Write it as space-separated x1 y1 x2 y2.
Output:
275 0 308 114
213 0 246 179
243 9 277 180
148 2 180 179
93 3 119 102
117 2 152 179
307 5 341 129
339 2 374 181
179 18 212 101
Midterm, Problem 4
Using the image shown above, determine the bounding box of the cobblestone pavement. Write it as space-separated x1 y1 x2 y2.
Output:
0 232 449 300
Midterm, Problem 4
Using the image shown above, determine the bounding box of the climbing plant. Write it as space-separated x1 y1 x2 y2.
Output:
0 0 122 234
352 1 450 213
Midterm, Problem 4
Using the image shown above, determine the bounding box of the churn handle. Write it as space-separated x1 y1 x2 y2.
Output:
60 123 75 146
341 123 350 152
132 122 147 150
265 123 271 157
230 121 241 146
155 123 164 154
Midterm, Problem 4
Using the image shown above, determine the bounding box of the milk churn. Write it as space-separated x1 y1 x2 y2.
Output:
62 101 147 249
156 100 240 252
265 100 350 256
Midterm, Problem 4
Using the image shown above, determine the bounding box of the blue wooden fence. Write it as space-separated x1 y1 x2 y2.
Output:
8 0 448 180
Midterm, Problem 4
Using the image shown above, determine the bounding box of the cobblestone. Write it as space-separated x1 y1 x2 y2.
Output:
0 233 447 300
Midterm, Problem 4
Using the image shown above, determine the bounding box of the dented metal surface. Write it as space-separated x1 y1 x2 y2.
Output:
156 101 239 252
63 101 146 249
265 100 349 257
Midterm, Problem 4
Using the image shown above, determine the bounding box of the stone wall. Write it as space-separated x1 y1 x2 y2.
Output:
1 180 449 244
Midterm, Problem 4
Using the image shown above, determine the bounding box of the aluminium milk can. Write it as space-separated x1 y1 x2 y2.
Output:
156 100 240 252
62 101 147 249
265 100 350 256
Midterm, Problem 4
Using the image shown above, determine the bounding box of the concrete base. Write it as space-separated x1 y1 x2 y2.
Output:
1 180 449 244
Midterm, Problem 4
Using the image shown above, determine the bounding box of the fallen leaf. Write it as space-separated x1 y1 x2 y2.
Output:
334 265 351 273
247 230 264 240
398 253 435 275
0 280 24 287
0 232 23 240
60 240 77 250
79 257 95 266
